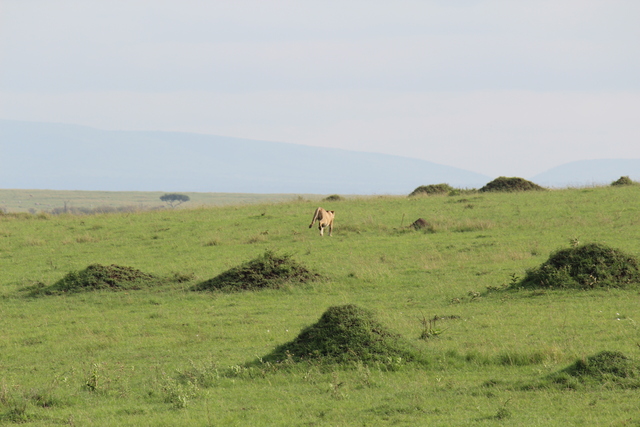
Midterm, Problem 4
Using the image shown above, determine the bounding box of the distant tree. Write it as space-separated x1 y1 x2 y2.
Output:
160 193 190 208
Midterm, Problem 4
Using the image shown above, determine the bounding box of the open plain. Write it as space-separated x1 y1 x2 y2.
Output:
1 186 640 425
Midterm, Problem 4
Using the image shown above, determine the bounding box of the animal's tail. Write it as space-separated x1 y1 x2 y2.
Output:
309 207 321 228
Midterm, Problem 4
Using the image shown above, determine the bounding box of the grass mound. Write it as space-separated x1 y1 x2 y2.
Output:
611 176 636 186
548 351 640 389
193 250 320 292
479 176 545 192
36 264 157 295
515 243 640 290
409 218 434 232
409 183 454 197
258 304 427 366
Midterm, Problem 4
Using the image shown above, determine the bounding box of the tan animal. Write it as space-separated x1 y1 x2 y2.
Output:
309 207 335 236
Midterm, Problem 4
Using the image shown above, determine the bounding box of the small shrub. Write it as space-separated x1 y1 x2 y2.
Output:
409 183 455 197
515 243 640 290
193 250 320 292
323 194 344 201
256 304 427 366
37 264 157 295
611 176 636 186
479 177 545 192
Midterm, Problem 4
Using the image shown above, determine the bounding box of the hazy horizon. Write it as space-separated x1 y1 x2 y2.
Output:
1 1 639 178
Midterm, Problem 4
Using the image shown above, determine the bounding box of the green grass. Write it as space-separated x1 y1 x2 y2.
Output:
1 186 640 425
0 188 325 213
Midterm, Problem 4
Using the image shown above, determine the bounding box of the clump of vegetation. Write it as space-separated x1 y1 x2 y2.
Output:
409 218 434 232
515 243 640 290
193 250 320 292
160 193 190 208
479 177 545 192
34 264 157 295
323 194 344 201
257 304 427 366
48 205 145 215
409 183 455 197
611 176 636 186
547 351 640 389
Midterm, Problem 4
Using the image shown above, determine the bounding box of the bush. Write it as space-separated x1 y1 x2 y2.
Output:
516 243 640 289
193 250 320 292
323 194 344 201
409 183 455 197
258 304 427 366
611 176 636 186
479 177 545 192
38 264 157 294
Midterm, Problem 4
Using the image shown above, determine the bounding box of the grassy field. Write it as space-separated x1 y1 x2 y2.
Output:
1 186 640 425
0 189 325 213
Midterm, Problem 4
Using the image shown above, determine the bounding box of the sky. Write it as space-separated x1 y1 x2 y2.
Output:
1 0 639 178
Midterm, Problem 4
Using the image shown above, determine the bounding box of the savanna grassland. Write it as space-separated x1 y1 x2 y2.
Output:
1 186 640 426
0 189 323 213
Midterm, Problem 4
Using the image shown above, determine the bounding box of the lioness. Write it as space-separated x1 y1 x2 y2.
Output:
309 207 335 236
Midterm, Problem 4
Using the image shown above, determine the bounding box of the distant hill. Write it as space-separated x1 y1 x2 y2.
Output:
532 159 640 188
0 120 490 194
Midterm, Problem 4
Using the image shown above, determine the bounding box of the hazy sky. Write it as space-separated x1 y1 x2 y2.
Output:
1 1 639 178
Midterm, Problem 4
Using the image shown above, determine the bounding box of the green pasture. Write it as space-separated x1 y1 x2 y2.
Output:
1 186 640 425
0 189 323 213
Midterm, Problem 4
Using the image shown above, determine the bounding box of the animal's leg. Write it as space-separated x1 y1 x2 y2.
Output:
309 207 320 228
319 225 324 236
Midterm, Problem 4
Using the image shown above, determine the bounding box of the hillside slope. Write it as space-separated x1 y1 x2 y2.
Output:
0 120 490 194
532 159 640 187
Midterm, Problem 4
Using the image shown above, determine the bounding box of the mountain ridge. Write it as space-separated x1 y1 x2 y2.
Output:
0 120 490 194
532 159 640 188
2 120 638 193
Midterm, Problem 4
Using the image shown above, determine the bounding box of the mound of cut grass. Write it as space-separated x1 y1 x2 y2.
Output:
33 264 157 295
515 243 640 290
257 304 427 366
547 351 640 389
409 183 455 197
193 250 320 292
479 176 545 192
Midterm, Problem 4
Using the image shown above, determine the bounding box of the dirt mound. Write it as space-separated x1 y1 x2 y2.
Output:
410 218 431 231
549 351 640 388
193 250 320 292
479 177 545 192
409 183 454 197
43 264 157 294
259 304 426 365
515 243 640 290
